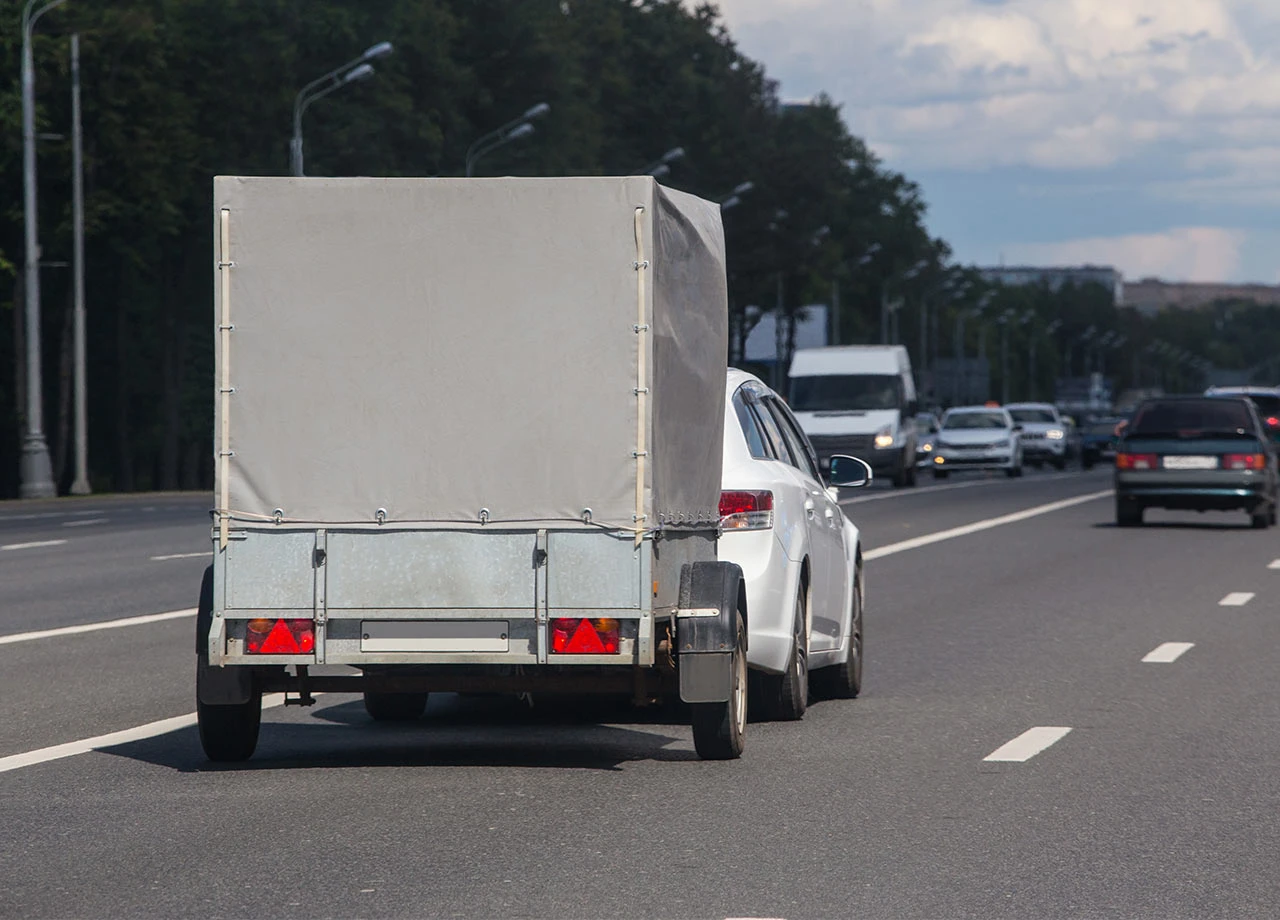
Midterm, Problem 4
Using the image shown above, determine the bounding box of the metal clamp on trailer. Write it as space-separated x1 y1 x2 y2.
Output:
196 175 738 762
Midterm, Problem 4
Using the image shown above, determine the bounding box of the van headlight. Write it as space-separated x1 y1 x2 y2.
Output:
874 427 895 449
1046 429 1065 440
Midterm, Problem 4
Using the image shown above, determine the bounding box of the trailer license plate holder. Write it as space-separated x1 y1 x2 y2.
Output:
360 620 510 653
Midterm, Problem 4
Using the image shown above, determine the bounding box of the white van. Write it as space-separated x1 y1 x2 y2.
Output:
787 345 919 487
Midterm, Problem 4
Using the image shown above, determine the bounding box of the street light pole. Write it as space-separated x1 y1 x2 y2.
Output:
465 102 550 177
69 32 89 495
19 0 65 499
291 41 392 177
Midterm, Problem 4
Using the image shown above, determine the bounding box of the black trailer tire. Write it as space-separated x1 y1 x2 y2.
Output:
691 612 747 760
761 586 808 721
198 692 262 762
363 691 429 722
812 575 863 700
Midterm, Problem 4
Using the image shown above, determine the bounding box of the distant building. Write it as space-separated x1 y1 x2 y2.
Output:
1121 278 1280 315
978 265 1123 304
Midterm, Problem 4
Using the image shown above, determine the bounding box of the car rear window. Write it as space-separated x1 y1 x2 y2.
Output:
1009 408 1056 424
1129 399 1254 436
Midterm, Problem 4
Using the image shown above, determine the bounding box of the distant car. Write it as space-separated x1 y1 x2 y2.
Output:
913 412 941 467
1005 402 1068 469
1115 396 1279 528
1205 386 1280 444
930 406 1023 479
1080 417 1124 469
720 370 872 721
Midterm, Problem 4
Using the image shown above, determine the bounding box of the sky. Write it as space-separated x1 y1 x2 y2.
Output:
712 0 1280 284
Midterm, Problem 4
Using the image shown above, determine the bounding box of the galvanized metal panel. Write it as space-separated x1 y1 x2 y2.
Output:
547 531 642 610
326 531 537 610
224 530 316 610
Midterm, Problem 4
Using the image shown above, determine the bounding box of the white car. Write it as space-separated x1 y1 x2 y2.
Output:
718 370 871 721
1005 402 1068 469
931 405 1024 479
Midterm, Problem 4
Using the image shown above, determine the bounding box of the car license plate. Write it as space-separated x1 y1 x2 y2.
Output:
361 620 509 653
1163 455 1218 470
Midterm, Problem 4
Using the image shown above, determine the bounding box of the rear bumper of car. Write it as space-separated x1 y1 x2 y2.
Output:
1116 471 1274 510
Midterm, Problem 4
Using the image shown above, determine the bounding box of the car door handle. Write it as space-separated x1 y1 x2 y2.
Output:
804 498 816 517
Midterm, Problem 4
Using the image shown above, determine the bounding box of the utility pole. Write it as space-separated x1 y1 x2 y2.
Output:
69 32 89 495
19 0 65 499
830 278 840 346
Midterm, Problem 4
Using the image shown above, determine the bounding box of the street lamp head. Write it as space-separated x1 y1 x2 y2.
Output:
647 163 671 179
506 122 536 141
342 63 375 85
720 195 742 211
661 146 686 164
523 102 551 121
731 181 755 196
361 41 394 61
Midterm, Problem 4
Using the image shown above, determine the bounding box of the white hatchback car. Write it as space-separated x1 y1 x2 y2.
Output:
718 370 871 721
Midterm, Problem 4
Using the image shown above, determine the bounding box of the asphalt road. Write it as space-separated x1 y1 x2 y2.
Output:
3 469 1280 919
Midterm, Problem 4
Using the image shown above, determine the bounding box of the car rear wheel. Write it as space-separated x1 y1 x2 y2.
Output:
812 575 862 700
1117 500 1143 527
762 585 808 721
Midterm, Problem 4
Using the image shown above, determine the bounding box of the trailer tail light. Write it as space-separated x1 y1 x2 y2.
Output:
1223 453 1266 470
550 618 620 654
246 618 315 654
1115 453 1158 470
719 490 774 531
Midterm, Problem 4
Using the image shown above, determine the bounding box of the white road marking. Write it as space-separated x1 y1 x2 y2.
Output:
1142 642 1194 663
1268 559 1280 570
863 490 1112 561
1219 592 1255 606
0 608 196 646
840 470 1087 506
984 726 1073 763
151 551 210 561
0 539 68 551
0 694 287 775
62 518 107 527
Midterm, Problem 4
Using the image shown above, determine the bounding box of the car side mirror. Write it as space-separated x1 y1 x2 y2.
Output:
828 454 872 489
1012 424 1024 432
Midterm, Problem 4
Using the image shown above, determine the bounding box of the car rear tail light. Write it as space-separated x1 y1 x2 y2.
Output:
1115 453 1158 470
1223 453 1266 470
246 618 315 654
719 490 774 531
1267 417 1280 427
550 618 620 654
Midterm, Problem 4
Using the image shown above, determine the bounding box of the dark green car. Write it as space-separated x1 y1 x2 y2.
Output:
1114 396 1279 528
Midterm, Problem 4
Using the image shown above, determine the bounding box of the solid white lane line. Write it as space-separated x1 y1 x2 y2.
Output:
984 726 1072 763
0 608 196 646
151 551 210 561
1269 559 1280 570
863 490 1112 561
0 539 67 551
840 470 1088 506
0 694 287 775
62 518 108 527
1219 592 1255 607
1142 642 1194 663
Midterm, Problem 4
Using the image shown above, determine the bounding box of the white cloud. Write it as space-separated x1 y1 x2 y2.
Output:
1000 227 1247 282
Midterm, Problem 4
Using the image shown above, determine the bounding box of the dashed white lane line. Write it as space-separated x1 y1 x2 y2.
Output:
151 551 210 561
0 608 195 646
864 489 1112 561
0 694 287 775
61 518 107 527
984 726 1073 763
841 471 1086 506
0 539 67 551
1268 559 1280 570
1219 592 1255 606
1142 642 1194 663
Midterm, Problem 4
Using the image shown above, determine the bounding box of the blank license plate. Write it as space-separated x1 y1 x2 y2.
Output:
361 620 509 653
1163 455 1218 470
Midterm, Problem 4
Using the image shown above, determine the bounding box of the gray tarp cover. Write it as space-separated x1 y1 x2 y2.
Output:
213 176 726 529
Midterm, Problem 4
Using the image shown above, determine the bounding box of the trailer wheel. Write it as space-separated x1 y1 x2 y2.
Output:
691 612 747 760
364 692 429 722
198 693 263 762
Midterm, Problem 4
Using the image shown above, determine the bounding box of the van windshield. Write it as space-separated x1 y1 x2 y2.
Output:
789 375 903 412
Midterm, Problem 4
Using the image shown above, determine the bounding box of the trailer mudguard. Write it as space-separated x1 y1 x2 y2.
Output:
676 561 745 704
195 564 255 705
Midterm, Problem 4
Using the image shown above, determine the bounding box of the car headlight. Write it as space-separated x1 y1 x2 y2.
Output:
1046 429 1065 440
874 428 895 450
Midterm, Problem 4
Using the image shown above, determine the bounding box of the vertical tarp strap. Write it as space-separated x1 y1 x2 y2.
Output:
633 207 649 547
217 209 233 549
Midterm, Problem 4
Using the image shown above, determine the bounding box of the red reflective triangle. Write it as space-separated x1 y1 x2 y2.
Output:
258 619 301 654
565 618 606 654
